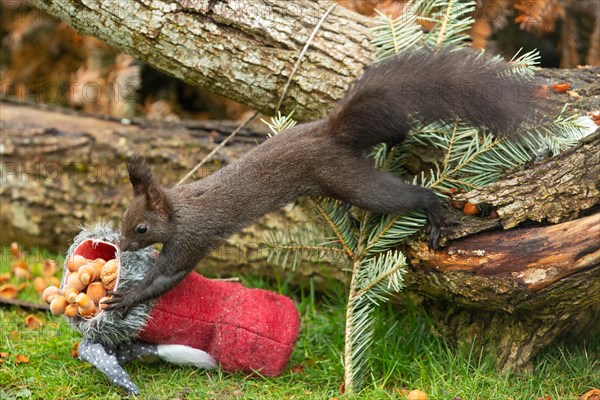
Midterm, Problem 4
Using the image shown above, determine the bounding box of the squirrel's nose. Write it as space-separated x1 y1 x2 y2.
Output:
119 238 137 251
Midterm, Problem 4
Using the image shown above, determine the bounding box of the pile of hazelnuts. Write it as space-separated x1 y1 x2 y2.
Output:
42 255 118 319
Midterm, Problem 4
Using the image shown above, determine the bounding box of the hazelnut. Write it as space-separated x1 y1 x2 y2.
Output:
86 282 107 305
79 303 96 318
64 303 79 318
66 255 88 272
42 286 60 304
98 296 111 311
75 292 93 310
33 277 47 293
50 296 68 315
65 272 87 292
407 390 428 400
63 287 79 304
42 259 57 277
463 202 480 216
78 264 96 285
46 276 61 287
13 266 31 280
10 242 21 258
0 272 10 283
91 259 106 280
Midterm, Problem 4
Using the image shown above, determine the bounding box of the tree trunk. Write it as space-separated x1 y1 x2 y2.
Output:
7 0 600 370
29 0 373 121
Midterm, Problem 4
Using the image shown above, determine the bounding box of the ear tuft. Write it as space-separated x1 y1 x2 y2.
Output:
127 156 154 196
147 185 172 218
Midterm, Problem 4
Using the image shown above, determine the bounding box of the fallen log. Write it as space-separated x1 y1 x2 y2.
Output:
1 94 598 371
406 212 600 369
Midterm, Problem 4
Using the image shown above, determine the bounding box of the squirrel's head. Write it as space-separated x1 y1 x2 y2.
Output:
120 156 175 252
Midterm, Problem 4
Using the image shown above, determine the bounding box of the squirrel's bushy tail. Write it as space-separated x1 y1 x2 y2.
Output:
327 47 539 150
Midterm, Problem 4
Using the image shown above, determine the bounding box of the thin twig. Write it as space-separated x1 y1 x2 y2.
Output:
178 3 335 185
275 3 336 113
176 111 259 186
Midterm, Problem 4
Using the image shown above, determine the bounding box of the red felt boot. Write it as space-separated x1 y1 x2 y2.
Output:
138 272 300 376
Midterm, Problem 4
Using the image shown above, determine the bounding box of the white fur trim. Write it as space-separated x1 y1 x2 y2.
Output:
157 345 217 370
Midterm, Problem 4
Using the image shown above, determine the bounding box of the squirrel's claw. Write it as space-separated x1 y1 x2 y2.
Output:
104 291 132 316
427 224 441 250
426 207 445 251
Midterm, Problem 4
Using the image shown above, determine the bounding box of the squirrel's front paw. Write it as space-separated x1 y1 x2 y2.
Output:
426 209 446 250
104 291 133 316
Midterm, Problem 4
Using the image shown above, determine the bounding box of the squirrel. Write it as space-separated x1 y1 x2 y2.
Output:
105 47 538 313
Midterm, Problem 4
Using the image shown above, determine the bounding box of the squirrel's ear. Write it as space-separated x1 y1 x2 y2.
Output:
146 185 171 219
127 156 154 196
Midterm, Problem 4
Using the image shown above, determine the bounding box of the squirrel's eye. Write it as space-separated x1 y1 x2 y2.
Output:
135 225 148 234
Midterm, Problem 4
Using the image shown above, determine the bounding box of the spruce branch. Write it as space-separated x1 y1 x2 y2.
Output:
310 198 358 260
344 251 406 391
264 223 348 270
507 48 541 79
425 0 476 49
261 111 297 137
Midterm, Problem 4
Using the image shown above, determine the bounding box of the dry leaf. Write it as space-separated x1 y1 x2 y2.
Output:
10 242 21 258
534 84 548 98
551 82 571 93
0 284 18 299
339 382 345 395
0 352 9 359
42 259 57 277
15 354 30 364
290 364 305 373
397 388 410 395
588 111 600 125
71 342 80 358
13 266 31 280
9 330 21 340
514 0 565 33
24 314 43 329
582 388 600 400
0 272 11 283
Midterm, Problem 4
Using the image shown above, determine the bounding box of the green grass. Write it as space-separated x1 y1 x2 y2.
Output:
0 249 598 399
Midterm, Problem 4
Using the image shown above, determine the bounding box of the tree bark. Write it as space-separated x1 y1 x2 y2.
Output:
29 0 373 121
405 212 600 370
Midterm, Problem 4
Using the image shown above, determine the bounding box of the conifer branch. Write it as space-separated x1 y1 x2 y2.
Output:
435 0 455 48
310 199 356 261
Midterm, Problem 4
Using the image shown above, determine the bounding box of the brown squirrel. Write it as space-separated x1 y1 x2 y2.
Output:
106 47 538 313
